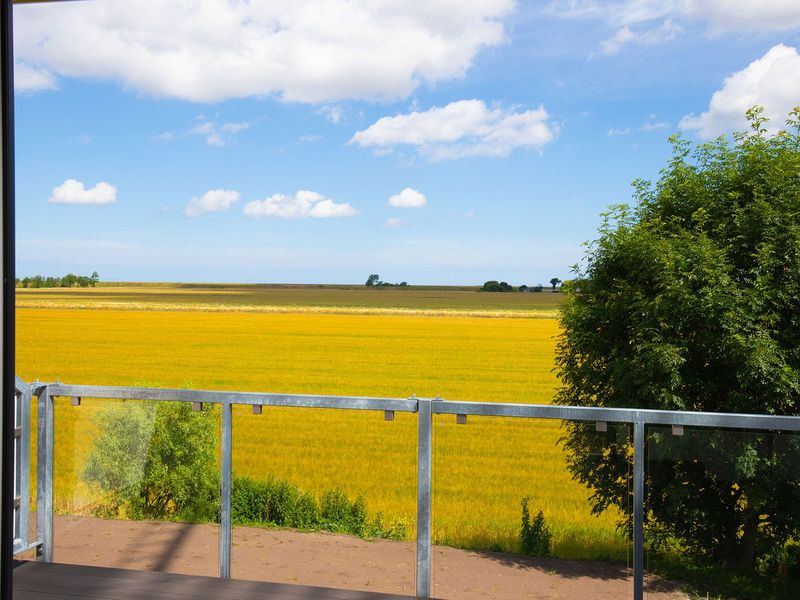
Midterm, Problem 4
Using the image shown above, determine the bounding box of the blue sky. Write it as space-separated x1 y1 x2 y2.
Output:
12 1 800 285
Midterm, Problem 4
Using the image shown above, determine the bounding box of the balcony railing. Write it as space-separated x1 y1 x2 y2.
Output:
13 376 800 599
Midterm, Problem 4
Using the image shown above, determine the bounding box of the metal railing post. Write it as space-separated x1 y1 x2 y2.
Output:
220 402 232 578
416 397 432 598
36 385 53 562
633 420 645 600
16 383 31 552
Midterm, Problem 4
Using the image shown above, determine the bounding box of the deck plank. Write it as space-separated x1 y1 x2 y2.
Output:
13 561 415 600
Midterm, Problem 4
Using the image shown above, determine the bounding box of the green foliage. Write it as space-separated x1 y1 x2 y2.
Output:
482 280 513 292
549 277 562 290
365 273 380 286
230 475 406 540
83 401 219 522
16 271 99 288
520 497 552 556
556 107 800 571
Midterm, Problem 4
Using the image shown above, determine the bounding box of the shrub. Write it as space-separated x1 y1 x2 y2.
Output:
320 488 367 535
520 497 552 556
83 400 219 522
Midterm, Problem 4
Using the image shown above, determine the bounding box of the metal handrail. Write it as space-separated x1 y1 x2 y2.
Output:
19 378 800 599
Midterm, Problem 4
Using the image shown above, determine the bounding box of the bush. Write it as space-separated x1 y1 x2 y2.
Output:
520 497 552 556
230 475 406 540
83 400 219 522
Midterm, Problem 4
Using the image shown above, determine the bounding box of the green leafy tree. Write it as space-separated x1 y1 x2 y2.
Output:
83 401 219 522
549 277 561 290
365 273 380 286
482 280 513 292
556 107 800 570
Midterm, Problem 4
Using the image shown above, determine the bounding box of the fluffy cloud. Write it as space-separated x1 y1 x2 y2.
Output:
48 179 117 205
550 1 800 53
680 45 800 139
185 189 240 218
15 0 514 103
351 100 556 160
243 191 358 219
15 62 57 91
388 188 427 208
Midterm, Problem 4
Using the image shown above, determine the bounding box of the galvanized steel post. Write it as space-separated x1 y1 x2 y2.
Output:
16 383 31 552
416 397 432 598
633 420 645 600
36 385 53 562
220 402 232 578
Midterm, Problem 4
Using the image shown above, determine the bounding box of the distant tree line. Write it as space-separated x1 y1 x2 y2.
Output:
16 271 100 288
484 277 564 292
365 274 408 287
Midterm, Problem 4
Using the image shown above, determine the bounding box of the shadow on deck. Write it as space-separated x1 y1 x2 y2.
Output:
13 561 414 600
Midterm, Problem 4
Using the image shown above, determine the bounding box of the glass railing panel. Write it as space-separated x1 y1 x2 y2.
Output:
50 396 221 576
231 404 416 595
646 426 800 599
431 414 632 599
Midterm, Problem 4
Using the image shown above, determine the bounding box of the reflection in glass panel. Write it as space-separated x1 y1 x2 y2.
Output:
646 427 800 598
432 415 632 599
231 405 416 595
51 397 220 576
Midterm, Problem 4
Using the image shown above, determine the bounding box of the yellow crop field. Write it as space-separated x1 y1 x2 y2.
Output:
16 304 627 560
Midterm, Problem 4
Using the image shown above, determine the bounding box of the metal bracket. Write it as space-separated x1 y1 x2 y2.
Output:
71 396 81 406
384 410 395 421
252 405 263 415
595 421 607 432
456 414 467 425
672 424 684 436
192 402 203 411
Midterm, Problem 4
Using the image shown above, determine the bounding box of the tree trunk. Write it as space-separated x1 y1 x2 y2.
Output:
737 512 758 570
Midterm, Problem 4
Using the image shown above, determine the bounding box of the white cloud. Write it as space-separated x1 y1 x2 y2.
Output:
607 126 631 136
550 1 800 53
220 121 250 134
351 99 557 160
640 120 669 132
679 44 800 139
243 190 358 219
388 188 427 208
48 179 117 205
15 0 515 103
184 189 240 218
384 217 406 229
189 120 250 146
14 62 57 91
318 105 346 124
599 19 682 55
153 131 175 142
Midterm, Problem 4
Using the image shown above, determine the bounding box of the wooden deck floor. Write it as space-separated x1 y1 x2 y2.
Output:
13 561 415 600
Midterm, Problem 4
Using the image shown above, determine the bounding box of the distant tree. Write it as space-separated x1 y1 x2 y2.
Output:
519 285 529 292
532 284 543 292
482 280 513 292
549 277 562 291
365 274 380 287
556 107 800 571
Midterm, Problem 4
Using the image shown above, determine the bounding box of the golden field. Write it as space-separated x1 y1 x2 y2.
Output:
16 289 627 560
